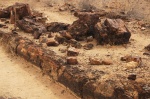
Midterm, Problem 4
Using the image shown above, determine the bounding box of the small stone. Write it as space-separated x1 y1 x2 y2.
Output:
102 59 113 65
141 27 146 30
128 74 136 80
87 36 94 42
61 31 72 40
2 26 8 28
46 38 59 46
5 20 9 24
67 47 79 56
0 18 7 22
89 58 102 65
143 52 150 56
48 33 53 38
0 24 6 28
83 43 94 50
55 34 66 44
39 37 47 43
121 55 142 66
33 31 41 39
125 61 139 69
69 39 82 49
67 57 78 65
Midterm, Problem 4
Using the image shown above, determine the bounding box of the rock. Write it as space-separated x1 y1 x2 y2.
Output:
143 52 150 56
9 3 32 24
59 48 67 53
67 47 79 56
0 18 7 22
128 74 136 80
60 31 73 40
121 55 142 66
5 20 9 24
0 3 31 23
2 26 8 28
46 22 69 32
35 17 47 24
102 59 113 65
125 61 139 69
48 33 53 38
16 17 47 33
83 43 94 50
94 18 131 45
69 39 82 49
55 34 66 44
66 57 78 65
68 12 100 40
33 31 42 39
145 44 150 51
87 36 94 42
141 27 146 30
89 58 102 65
0 24 6 28
39 36 47 43
0 8 10 18
46 38 59 46
59 3 76 12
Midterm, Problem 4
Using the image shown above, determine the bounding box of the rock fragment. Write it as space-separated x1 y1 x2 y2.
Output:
66 57 78 65
89 58 102 65
67 47 79 56
46 22 69 32
46 38 59 46
83 43 94 50
102 59 113 65
94 18 131 45
128 74 136 80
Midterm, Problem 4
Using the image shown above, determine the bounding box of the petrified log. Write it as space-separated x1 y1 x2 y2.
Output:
46 22 70 32
10 3 31 24
94 18 131 45
0 3 31 24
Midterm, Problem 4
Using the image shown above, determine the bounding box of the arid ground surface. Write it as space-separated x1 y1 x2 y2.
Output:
0 47 78 99
0 0 150 99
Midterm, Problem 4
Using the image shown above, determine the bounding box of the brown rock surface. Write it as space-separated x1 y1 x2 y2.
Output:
66 57 78 65
94 18 131 45
89 58 102 65
46 38 59 46
67 47 79 56
46 22 69 32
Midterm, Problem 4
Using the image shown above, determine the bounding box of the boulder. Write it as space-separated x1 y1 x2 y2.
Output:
68 12 101 40
94 18 131 45
0 3 31 24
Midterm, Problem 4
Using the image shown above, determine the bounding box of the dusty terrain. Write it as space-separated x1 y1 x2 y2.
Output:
0 0 150 99
0 46 78 99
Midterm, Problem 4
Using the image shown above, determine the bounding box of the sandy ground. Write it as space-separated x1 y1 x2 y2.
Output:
0 46 78 99
0 0 150 98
